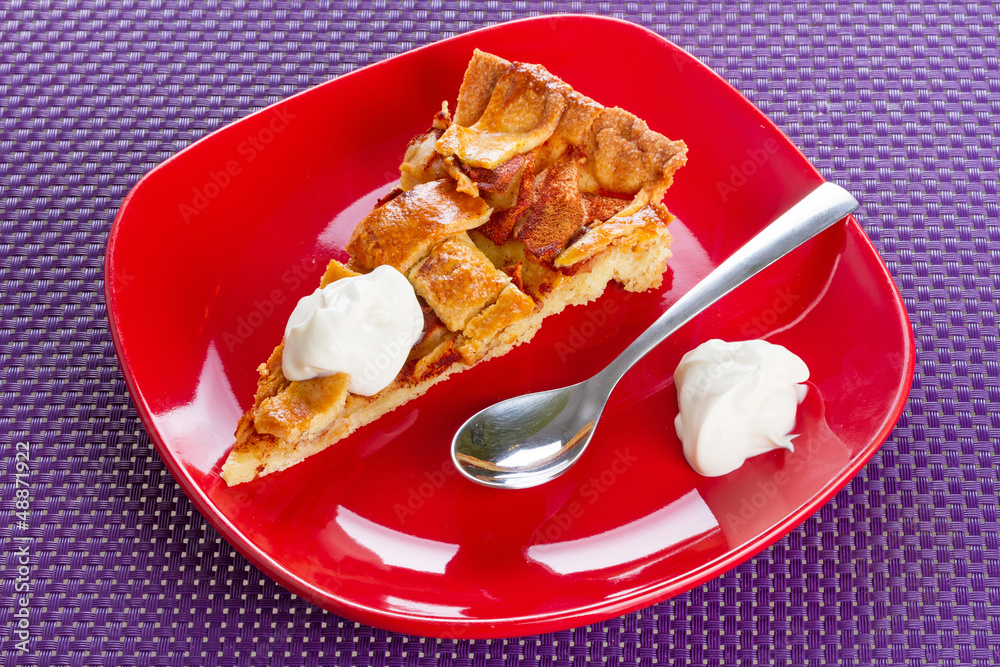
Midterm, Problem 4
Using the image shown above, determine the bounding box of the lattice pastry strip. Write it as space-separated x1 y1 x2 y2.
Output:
221 49 686 485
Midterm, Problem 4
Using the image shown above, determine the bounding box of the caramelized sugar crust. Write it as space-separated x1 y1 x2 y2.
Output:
346 179 491 273
222 50 687 485
409 234 510 332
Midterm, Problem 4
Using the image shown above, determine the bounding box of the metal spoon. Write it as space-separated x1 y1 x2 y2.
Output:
451 182 859 489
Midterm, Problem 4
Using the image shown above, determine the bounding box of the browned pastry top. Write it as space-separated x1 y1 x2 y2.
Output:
346 179 492 272
438 50 686 201
409 235 511 332
414 49 686 270
223 49 686 486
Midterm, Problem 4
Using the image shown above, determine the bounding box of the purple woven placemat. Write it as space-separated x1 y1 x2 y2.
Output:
2 1 998 665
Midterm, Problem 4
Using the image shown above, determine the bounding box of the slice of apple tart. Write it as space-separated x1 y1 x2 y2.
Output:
221 49 687 485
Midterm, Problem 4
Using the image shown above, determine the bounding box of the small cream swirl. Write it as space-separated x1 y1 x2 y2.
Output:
674 339 809 477
282 265 423 396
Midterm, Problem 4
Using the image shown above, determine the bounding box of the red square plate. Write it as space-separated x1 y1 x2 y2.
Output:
106 15 914 638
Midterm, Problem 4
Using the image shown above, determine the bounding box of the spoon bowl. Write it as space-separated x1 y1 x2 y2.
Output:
452 182 860 489
451 380 604 488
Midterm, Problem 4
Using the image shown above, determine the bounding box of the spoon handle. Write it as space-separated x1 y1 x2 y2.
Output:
598 181 859 388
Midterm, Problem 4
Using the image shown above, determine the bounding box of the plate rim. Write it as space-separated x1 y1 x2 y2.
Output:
105 13 917 638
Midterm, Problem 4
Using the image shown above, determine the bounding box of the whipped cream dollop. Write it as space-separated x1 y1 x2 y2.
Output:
281 265 424 395
673 339 809 477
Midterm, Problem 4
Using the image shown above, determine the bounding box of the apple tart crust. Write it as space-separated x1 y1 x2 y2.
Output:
222 50 686 485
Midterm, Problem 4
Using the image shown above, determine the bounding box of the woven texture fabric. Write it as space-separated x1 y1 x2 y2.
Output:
2 1 998 665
